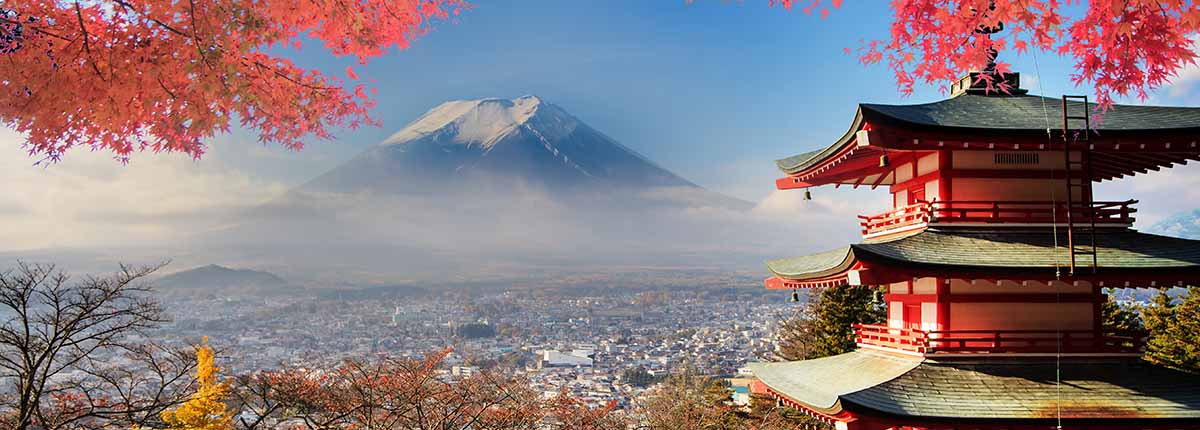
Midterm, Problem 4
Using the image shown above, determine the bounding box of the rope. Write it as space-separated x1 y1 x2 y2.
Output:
1030 40 1065 430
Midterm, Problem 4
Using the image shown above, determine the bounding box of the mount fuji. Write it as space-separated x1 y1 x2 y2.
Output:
195 96 783 281
302 95 747 209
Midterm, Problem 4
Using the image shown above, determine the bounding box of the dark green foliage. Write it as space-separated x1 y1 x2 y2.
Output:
622 366 664 388
776 286 887 361
704 379 733 406
454 322 496 339
1143 288 1200 373
1100 290 1144 333
748 393 832 430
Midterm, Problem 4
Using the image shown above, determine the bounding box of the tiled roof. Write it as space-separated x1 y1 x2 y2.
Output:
862 94 1200 132
858 229 1200 271
748 349 922 413
846 357 1200 420
775 93 1200 175
767 229 1200 280
766 247 853 280
753 351 1200 421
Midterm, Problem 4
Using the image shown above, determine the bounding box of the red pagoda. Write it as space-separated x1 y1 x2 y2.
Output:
749 73 1200 430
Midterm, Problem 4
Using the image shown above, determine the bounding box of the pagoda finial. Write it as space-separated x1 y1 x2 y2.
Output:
950 1 1025 96
973 0 1004 74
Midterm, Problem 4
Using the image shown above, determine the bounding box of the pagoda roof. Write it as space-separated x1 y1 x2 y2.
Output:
752 350 1200 423
768 229 1200 284
749 349 922 414
776 93 1200 176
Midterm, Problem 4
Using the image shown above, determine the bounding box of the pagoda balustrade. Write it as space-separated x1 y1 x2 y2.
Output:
858 199 1137 237
853 323 1145 355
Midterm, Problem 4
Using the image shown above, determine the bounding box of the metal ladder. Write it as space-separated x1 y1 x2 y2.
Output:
1061 95 1098 275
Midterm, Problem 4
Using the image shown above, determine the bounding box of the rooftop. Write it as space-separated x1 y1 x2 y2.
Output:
752 350 1200 426
766 228 1200 287
774 92 1200 180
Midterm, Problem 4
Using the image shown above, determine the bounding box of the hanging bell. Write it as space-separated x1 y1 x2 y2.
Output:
803 188 812 201
879 153 890 168
789 289 801 303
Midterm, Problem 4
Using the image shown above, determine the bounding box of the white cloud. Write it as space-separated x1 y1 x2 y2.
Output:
1021 74 1040 91
1165 37 1200 99
0 130 289 250
1094 162 1200 227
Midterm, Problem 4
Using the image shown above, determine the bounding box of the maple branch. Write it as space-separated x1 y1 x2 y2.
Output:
72 3 106 81
247 58 338 91
157 75 177 100
109 0 189 38
0 16 70 42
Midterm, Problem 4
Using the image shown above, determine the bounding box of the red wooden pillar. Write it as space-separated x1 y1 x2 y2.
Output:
937 150 952 201
935 277 950 331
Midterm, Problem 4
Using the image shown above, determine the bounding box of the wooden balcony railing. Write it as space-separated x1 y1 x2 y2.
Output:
858 199 1137 236
853 324 1146 355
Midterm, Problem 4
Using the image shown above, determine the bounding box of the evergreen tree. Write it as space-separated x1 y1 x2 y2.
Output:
747 394 831 430
1100 290 1144 333
776 286 886 361
1143 288 1200 373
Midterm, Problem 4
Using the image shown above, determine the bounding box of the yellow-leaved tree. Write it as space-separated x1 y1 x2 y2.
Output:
161 337 232 430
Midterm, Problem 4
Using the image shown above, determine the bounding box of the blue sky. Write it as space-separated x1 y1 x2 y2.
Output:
3 0 1200 250
224 0 1197 198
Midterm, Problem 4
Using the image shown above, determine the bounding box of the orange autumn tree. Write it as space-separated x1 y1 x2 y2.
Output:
231 349 625 430
765 0 1199 110
161 337 232 430
0 0 466 162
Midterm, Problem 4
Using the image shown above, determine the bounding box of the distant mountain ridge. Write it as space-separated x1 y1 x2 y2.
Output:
1148 209 1200 239
193 96 775 281
302 95 746 209
155 264 287 292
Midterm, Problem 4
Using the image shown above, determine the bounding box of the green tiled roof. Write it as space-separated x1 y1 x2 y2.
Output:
775 93 1200 175
847 357 1200 420
766 247 853 280
862 94 1200 132
768 229 1200 280
754 351 1200 421
748 349 922 413
859 229 1200 272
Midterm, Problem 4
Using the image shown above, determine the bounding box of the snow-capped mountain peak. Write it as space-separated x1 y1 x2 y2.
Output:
382 95 575 149
302 95 750 211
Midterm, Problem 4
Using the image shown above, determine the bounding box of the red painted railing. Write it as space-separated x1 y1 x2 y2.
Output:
858 199 1137 236
853 324 1145 355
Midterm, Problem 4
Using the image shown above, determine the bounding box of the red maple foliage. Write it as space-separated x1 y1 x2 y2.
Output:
232 349 626 430
0 0 466 162
771 0 1199 110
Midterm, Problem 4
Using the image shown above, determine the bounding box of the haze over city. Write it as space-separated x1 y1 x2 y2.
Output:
4 1 1200 429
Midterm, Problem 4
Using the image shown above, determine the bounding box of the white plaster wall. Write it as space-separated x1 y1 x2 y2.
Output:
913 277 938 295
917 153 939 175
951 150 1067 170
951 178 1068 202
949 302 1093 331
921 302 939 331
895 162 914 183
949 279 1093 294
889 303 904 328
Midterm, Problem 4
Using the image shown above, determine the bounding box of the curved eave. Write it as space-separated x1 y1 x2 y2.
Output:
766 247 856 281
749 350 924 417
775 107 867 175
774 94 1200 184
766 229 1200 288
